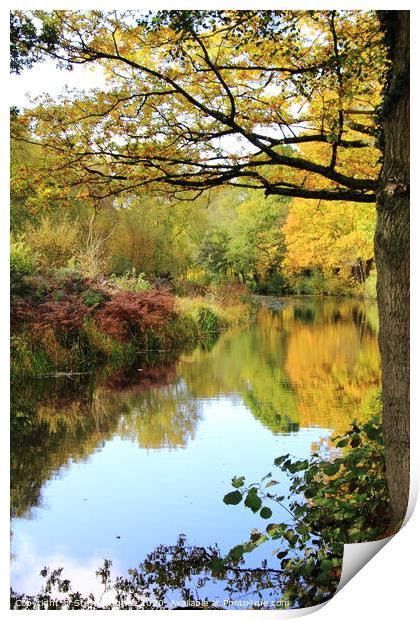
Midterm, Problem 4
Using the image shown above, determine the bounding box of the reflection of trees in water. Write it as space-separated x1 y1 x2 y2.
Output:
282 301 381 432
11 377 118 519
100 363 203 450
244 390 299 434
11 298 381 520
176 316 301 434
104 363 177 393
176 299 380 435
294 306 315 324
281 297 379 334
116 383 202 450
10 361 202 520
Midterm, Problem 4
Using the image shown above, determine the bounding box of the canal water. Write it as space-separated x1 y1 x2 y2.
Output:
10 297 380 605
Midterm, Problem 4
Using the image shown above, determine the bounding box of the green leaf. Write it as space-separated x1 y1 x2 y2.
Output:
284 530 298 546
276 550 288 560
305 487 317 498
348 527 361 541
296 459 309 471
318 571 332 585
366 427 380 441
229 545 244 561
260 507 273 519
242 541 257 553
324 463 340 476
244 532 268 551
266 523 287 539
231 476 245 489
320 559 333 571
301 564 315 577
336 439 348 448
244 489 262 513
274 455 289 466
265 479 279 488
209 557 225 574
289 459 309 473
223 490 242 505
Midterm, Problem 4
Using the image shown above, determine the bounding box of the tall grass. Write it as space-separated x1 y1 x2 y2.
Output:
81 318 136 362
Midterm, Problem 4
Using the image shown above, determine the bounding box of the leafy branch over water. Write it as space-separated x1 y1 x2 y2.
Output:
220 414 390 606
11 415 391 610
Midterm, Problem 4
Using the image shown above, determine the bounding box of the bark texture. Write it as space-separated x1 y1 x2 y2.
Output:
375 10 410 525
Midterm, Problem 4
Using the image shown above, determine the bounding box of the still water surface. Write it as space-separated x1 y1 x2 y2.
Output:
11 297 380 601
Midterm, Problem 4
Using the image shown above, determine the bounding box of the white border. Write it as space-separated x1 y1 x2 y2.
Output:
2 3 418 618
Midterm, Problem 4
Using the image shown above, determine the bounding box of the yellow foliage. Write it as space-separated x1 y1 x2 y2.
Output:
25 216 82 269
282 198 376 275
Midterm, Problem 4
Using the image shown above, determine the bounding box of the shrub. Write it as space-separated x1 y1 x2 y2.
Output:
81 318 134 361
52 265 85 291
173 275 207 297
300 270 326 294
25 216 82 269
33 279 51 300
221 414 390 607
33 295 90 342
74 222 110 279
10 334 38 376
162 313 199 346
177 294 254 332
94 289 175 342
251 271 291 295
208 282 250 305
107 269 152 292
10 270 253 375
10 240 38 291
82 290 107 308
10 330 80 376
11 295 34 330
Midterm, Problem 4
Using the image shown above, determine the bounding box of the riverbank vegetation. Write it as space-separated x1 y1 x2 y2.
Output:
11 245 253 377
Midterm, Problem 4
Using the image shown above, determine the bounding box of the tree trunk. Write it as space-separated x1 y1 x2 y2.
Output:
365 257 374 279
375 10 410 526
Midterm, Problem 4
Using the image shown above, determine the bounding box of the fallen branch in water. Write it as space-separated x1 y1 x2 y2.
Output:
34 371 92 379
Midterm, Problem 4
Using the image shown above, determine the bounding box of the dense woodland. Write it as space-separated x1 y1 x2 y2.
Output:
11 135 377 296
10 9 409 609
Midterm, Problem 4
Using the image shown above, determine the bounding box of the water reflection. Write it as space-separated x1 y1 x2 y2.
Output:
11 297 381 598
176 298 380 434
10 362 203 519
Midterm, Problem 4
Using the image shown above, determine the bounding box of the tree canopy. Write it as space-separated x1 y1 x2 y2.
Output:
11 10 386 206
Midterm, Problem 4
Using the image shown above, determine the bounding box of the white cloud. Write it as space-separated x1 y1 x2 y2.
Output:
11 532 122 603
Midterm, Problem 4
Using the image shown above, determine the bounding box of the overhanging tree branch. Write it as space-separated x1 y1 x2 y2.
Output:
11 10 385 204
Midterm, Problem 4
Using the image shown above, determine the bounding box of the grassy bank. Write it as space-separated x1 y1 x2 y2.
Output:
11 270 254 378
